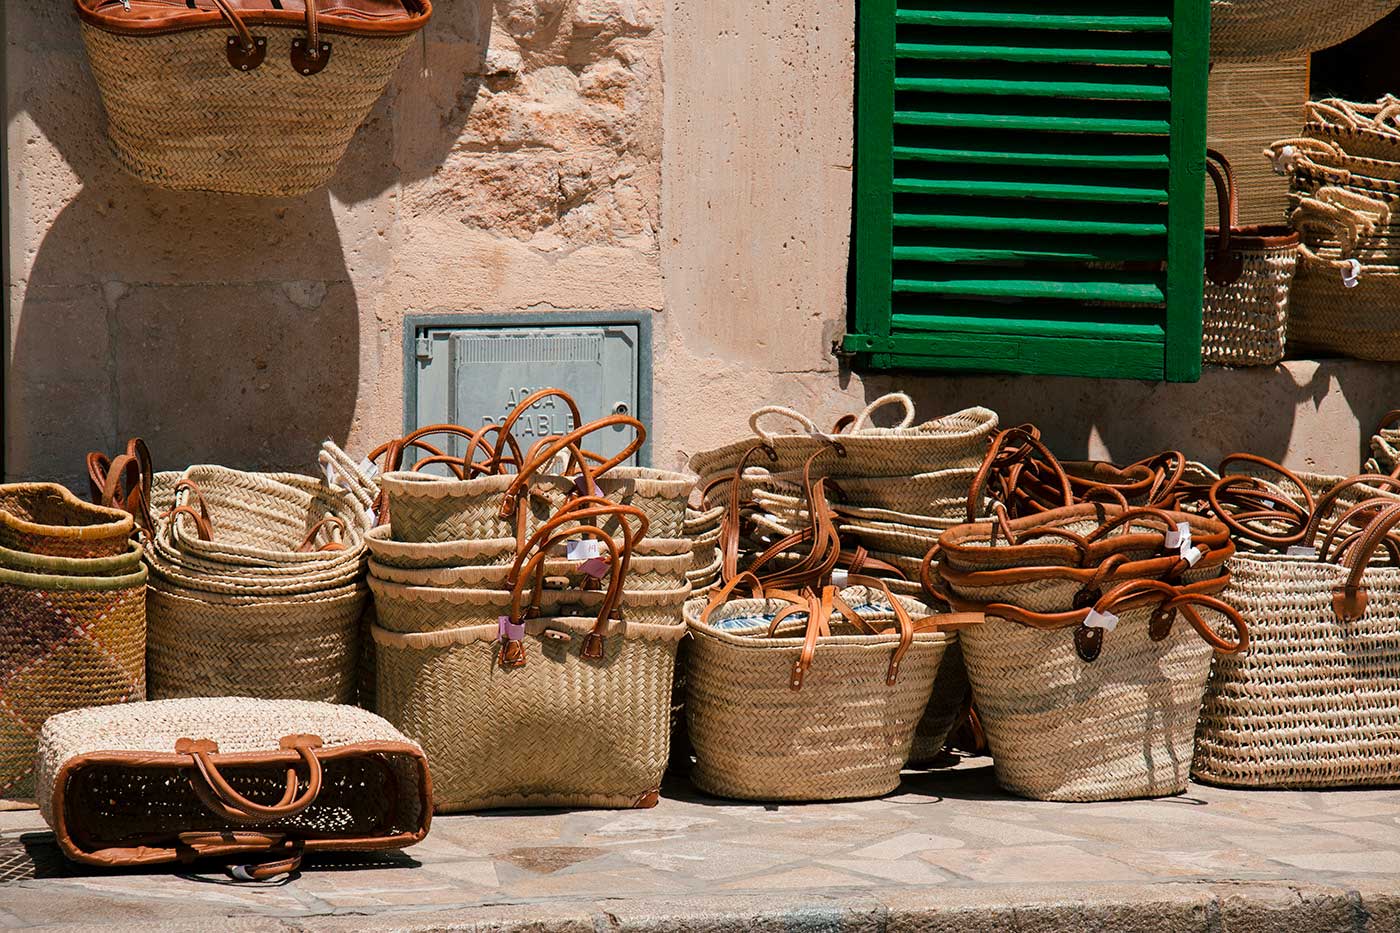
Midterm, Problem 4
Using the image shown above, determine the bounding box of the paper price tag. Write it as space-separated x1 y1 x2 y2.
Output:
1164 521 1192 551
366 509 378 528
1181 545 1203 567
320 461 338 488
573 475 602 497
497 616 525 640
579 557 610 579
831 569 849 587
566 539 604 561
359 457 380 480
1083 608 1119 633
1286 545 1319 558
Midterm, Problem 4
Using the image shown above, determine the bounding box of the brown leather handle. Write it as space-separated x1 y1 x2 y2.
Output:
484 389 586 475
1207 473 1310 549
698 571 766 624
295 516 348 552
87 438 155 538
507 497 649 589
1300 474 1400 548
178 734 324 823
968 427 1072 522
1333 501 1400 622
499 415 646 520
1205 149 1238 282
719 443 778 583
507 523 628 663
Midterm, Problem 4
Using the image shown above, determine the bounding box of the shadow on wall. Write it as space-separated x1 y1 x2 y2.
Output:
5 1 490 488
853 361 1400 472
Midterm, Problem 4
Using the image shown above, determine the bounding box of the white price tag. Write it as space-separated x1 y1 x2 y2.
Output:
1165 521 1192 551
1181 545 1203 567
831 569 849 587
359 457 380 480
1084 608 1119 633
1286 545 1319 558
566 539 604 561
366 509 378 528
320 460 338 487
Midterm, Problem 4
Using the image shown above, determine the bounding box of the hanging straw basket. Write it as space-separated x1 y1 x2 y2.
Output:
0 484 133 559
74 0 432 196
1202 150 1299 366
0 564 147 799
1209 0 1400 62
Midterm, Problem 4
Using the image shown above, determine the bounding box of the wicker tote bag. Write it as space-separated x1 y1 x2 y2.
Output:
688 394 998 481
36 698 430 878
372 517 686 812
0 564 147 799
1194 499 1400 787
1209 0 1400 62
1202 150 1299 366
684 575 978 801
950 578 1248 801
0 484 133 559
73 0 432 196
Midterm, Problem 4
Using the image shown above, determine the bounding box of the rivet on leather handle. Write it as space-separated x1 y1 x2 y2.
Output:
581 633 605 660
226 35 267 71
1333 585 1368 623
1149 605 1176 642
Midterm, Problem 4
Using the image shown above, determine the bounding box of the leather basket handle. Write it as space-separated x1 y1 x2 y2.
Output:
1333 501 1400 622
1205 148 1243 285
483 389 586 476
178 734 324 824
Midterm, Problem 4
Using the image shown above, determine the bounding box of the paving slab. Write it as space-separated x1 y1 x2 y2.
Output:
4 758 1400 931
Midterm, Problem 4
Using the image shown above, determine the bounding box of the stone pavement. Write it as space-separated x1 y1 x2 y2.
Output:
4 757 1400 931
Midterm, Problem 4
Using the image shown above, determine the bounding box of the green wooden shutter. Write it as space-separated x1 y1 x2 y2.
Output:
847 0 1210 381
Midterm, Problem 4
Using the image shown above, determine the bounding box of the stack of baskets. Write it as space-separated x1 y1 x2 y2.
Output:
1268 98 1400 360
364 389 698 812
927 502 1247 801
87 439 373 705
0 484 146 799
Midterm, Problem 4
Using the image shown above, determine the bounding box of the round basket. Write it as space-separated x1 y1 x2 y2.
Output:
0 539 142 578
0 484 133 559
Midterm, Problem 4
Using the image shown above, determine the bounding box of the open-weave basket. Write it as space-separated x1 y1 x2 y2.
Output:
0 565 147 799
0 484 133 559
35 698 430 873
1202 149 1299 366
146 581 365 703
688 395 998 480
1195 514 1400 787
373 611 684 812
684 586 953 801
74 0 431 196
1209 0 1400 62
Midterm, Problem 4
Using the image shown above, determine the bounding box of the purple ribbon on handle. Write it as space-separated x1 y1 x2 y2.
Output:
498 616 525 640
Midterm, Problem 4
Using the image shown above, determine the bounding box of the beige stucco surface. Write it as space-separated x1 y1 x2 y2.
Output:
6 1 1399 490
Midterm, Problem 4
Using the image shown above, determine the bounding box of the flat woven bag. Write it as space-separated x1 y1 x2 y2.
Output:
1195 500 1400 788
688 394 999 480
74 0 432 196
684 577 978 801
0 565 147 800
372 525 685 811
36 698 430 878
1202 149 1299 366
1209 0 1400 62
0 484 133 559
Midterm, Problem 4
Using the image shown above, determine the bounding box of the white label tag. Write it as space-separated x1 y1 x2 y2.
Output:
366 509 378 528
1084 608 1119 632
831 569 849 587
1181 545 1203 567
1286 545 1319 558
1343 258 1362 288
320 460 338 488
359 457 380 480
1165 521 1191 551
566 539 603 561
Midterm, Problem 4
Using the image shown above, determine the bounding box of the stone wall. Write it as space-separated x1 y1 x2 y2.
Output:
7 0 1400 488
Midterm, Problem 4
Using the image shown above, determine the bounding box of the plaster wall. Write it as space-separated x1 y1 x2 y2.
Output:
6 0 1400 489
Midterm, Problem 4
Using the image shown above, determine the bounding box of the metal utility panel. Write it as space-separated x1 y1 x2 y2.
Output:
409 315 649 466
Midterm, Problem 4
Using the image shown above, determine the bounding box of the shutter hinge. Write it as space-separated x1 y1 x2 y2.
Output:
414 335 433 361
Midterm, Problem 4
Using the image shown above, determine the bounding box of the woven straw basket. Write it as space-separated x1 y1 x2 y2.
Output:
36 698 431 873
1 565 147 799
961 592 1237 801
0 540 142 578
907 640 972 765
684 586 956 801
688 395 998 480
373 611 684 812
365 526 516 569
1209 0 1399 62
0 484 133 559
1368 412 1400 475
147 582 365 703
74 1 431 196
1202 150 1299 366
1195 506 1400 787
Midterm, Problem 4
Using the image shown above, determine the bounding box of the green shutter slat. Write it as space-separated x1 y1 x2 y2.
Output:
894 10 1172 31
893 273 1166 304
893 242 1163 264
894 76 1170 102
894 145 1169 169
893 177 1167 203
893 212 1166 237
894 110 1170 134
891 311 1165 341
893 42 1171 66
